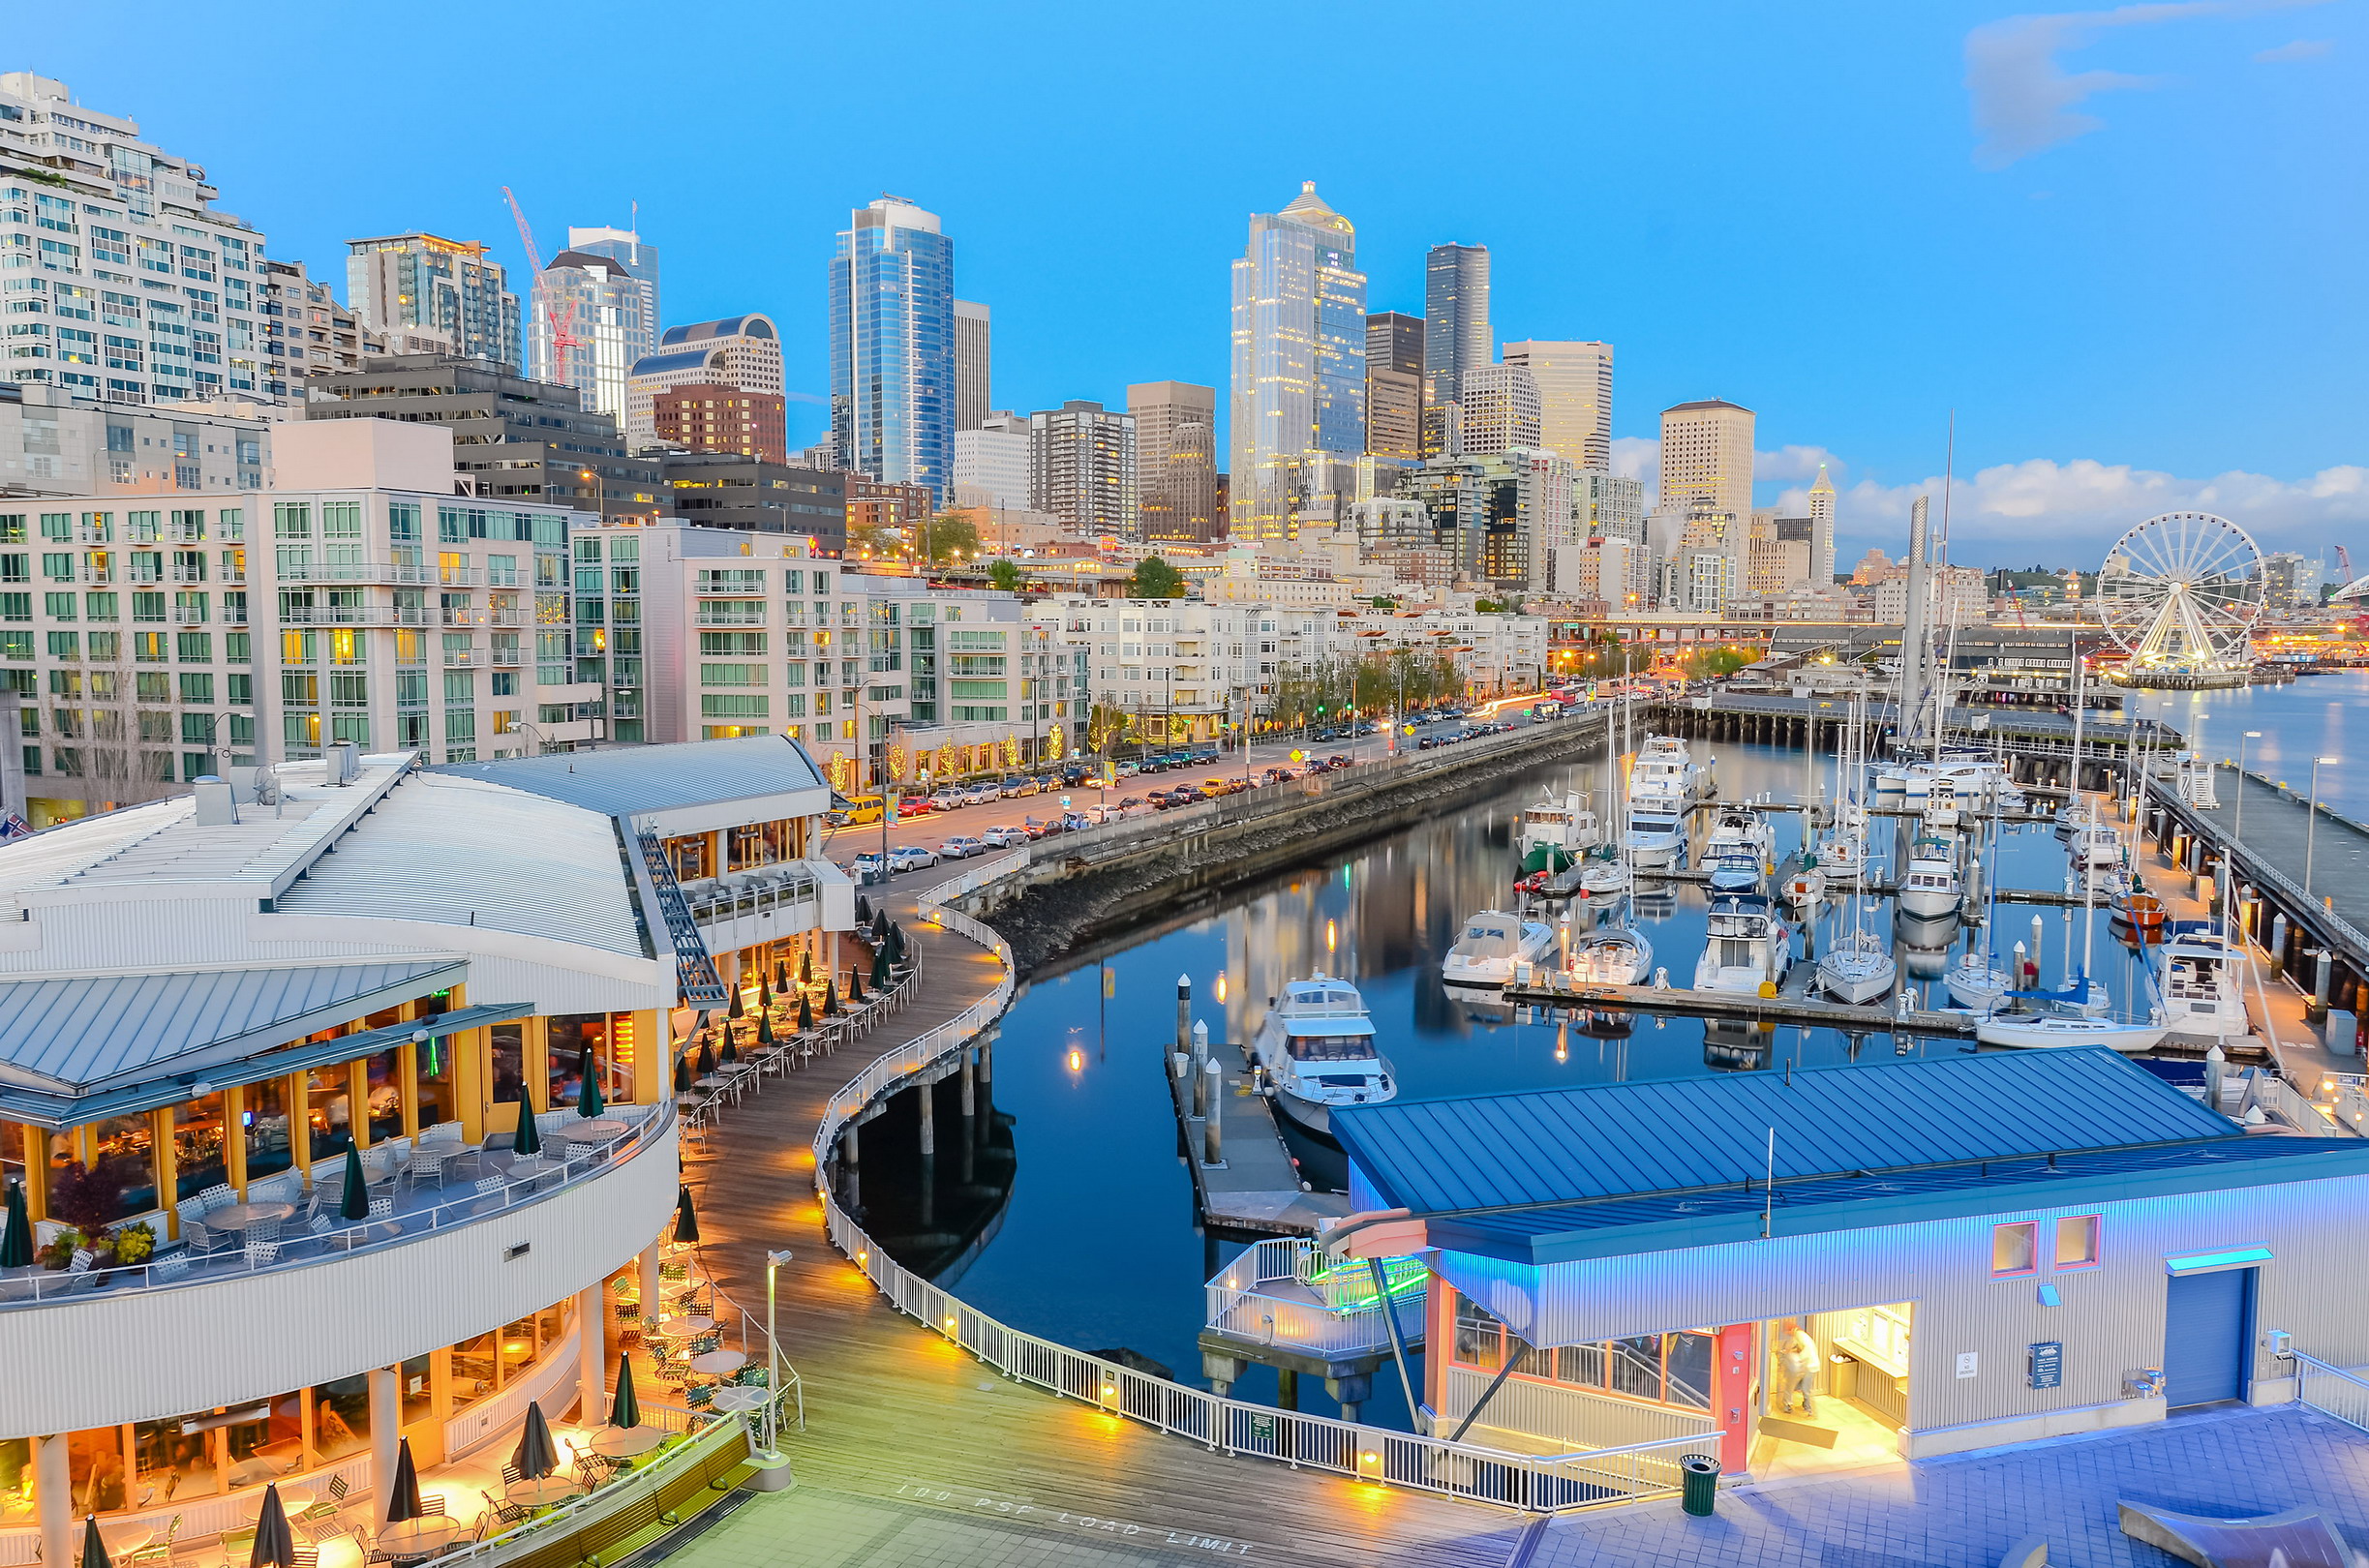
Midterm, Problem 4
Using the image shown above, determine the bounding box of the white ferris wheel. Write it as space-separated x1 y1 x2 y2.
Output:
2096 511 2263 686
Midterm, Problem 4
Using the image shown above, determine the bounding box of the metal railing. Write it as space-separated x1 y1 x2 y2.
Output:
804 847 1697 1513
683 870 820 928
2294 1352 2369 1432
634 828 728 1008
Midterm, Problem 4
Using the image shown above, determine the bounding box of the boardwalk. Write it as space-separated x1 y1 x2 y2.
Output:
674 882 1528 1568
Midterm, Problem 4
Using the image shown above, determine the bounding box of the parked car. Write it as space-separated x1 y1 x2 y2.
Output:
1113 760 1139 777
1014 776 1043 797
996 776 1026 799
851 852 887 881
1114 796 1146 814
963 784 1000 806
927 788 965 811
896 796 935 818
979 825 1028 849
938 836 985 859
888 845 937 873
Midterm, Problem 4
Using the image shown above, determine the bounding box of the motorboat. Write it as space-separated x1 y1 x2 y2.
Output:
1817 927 1897 1004
1702 803 1773 863
1896 836 1963 920
1974 1009 2168 1053
1629 736 1712 809
1441 911 1557 989
1705 853 1766 894
1876 755 2012 807
1693 893 1792 994
2053 800 2094 836
2153 920 2252 1040
1518 789 1600 875
1248 974 1396 1137
2111 888 2167 941
1778 857 1827 907
1945 950 2017 1010
2069 822 2122 869
1921 778 1964 832
1567 923 1654 986
1625 796 1687 870
1578 860 1633 901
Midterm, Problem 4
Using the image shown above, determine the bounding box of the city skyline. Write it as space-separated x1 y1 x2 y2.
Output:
7 1 2362 563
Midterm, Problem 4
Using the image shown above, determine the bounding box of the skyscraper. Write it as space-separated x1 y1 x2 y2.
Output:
347 232 522 372
1229 181 1367 540
1807 462 1837 586
1364 311 1423 462
955 299 991 431
625 314 784 452
953 410 1032 511
1454 364 1541 455
829 196 956 501
530 234 658 423
1658 399 1755 521
1422 243 1489 457
1030 400 1137 538
1129 380 1220 543
1503 340 1612 470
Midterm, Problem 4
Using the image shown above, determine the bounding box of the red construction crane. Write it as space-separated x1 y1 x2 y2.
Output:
501 185 583 374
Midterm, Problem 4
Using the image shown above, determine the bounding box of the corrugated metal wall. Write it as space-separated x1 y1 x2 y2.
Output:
1446 1366 1716 1451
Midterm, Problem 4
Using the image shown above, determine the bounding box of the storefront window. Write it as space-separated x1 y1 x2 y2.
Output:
172 1094 229 1201
415 1030 456 1129
490 1023 525 1107
1453 1294 1506 1372
1 1123 23 1191
242 1078 293 1184
225 1397 300 1486
500 1316 538 1382
0 1436 28 1512
306 1066 353 1164
600 1013 634 1102
134 1415 219 1503
365 1049 404 1143
452 1331 498 1403
78 1115 159 1222
546 1015 597 1108
67 1428 128 1514
1550 1332 1714 1411
400 1354 434 1427
308 1376 370 1464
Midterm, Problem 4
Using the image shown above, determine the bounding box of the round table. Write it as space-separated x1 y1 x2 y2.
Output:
707 1387 768 1413
693 1076 729 1093
687 1348 745 1375
250 1484 315 1515
588 1426 664 1459
206 1201 294 1232
502 1155 561 1180
656 1315 715 1339
96 1525 152 1554
503 1476 582 1507
561 1119 627 1142
377 1516 465 1557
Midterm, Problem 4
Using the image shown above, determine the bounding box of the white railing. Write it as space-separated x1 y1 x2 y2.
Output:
2295 1352 2369 1433
1204 1282 1404 1357
683 871 820 928
803 846 1698 1513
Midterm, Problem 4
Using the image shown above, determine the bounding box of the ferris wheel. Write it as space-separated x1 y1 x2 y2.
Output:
2096 512 2263 685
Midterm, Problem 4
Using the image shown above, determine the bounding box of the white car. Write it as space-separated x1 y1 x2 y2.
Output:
963 784 999 806
938 836 985 859
978 826 1028 849
887 846 938 873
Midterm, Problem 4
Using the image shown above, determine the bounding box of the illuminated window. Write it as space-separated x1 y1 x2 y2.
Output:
1991 1221 2038 1277
2054 1215 2100 1269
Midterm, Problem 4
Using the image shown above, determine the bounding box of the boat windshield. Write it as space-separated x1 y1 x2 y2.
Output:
1630 817 1679 834
1288 1035 1379 1062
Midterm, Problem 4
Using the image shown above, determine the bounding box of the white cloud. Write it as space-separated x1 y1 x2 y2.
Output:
1963 1 2323 168
1609 436 1658 488
2255 36 2332 59
1753 444 1842 483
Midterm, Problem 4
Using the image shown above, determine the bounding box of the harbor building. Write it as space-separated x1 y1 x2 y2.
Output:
0 735 853 1568
1333 1049 2369 1477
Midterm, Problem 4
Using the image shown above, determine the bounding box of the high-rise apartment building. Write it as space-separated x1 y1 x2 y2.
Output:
953 410 1032 512
530 233 658 425
1229 182 1366 540
1422 243 1490 457
1503 340 1612 471
1127 380 1219 544
650 384 790 466
563 225 660 359
829 196 956 502
1030 400 1137 539
1807 462 1837 586
1658 401 1756 600
1455 364 1542 456
624 314 783 453
1364 311 1423 462
259 259 385 391
347 233 521 373
0 73 274 406
954 299 990 432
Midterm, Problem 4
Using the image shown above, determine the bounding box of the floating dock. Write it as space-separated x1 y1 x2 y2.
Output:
1500 976 1981 1037
1163 1039 1349 1237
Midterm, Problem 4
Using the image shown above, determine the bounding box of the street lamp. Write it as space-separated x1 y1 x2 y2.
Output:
750 1247 796 1489
2306 756 2341 898
2235 732 2262 840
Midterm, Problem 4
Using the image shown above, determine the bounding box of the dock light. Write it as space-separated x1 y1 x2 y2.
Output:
1068 1047 1083 1071
1216 972 1228 1003
856 1250 867 1265
1326 920 1338 954
945 1314 958 1332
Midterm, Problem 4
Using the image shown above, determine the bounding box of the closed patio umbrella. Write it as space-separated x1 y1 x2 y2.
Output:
727 985 744 1020
386 1437 424 1523
673 1187 700 1244
846 968 866 1005
719 1032 740 1065
608 1354 641 1429
339 1143 369 1222
854 894 871 927
576 1049 605 1118
823 980 840 1017
800 950 813 984
774 957 790 991
673 1054 692 1094
870 947 891 989
887 923 907 964
512 1104 542 1159
796 995 814 1033
79 1516 110 1568
696 1039 718 1076
249 1484 296 1568
510 1401 559 1482
1 1180 32 1269
870 908 890 941
756 1010 775 1046
759 973 773 1010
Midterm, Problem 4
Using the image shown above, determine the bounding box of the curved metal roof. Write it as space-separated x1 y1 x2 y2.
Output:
628 347 720 377
657 315 774 347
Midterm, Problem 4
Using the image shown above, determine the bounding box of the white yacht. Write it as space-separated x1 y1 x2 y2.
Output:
1693 894 1792 994
1702 803 1773 862
2069 822 2122 870
1442 911 1557 989
1519 789 1600 876
1624 794 1687 870
1248 974 1396 1137
1629 736 1712 810
2154 921 2253 1041
1817 821 1872 889
1817 927 1897 1004
1945 950 2017 1010
1896 836 1964 920
1975 1010 2168 1053
1706 852 1765 894
1568 923 1654 986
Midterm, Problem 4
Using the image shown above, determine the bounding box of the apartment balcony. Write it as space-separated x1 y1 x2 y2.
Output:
75 566 112 585
169 565 209 584
278 562 443 587
491 646 525 668
170 606 207 624
282 607 400 628
441 609 489 627
442 648 484 667
488 609 527 628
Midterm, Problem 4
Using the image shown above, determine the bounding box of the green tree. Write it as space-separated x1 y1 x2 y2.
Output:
986 558 1024 592
1086 700 1133 755
1128 556 1186 600
919 512 981 564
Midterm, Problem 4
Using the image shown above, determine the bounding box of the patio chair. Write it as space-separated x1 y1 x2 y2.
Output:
178 1218 224 1257
246 1216 282 1245
499 1464 522 1487
684 1382 714 1410
367 1193 393 1220
479 1493 530 1530
198 1183 235 1211
324 1475 351 1506
418 1494 446 1518
305 1215 333 1243
150 1253 192 1282
244 1240 280 1268
402 1149 446 1193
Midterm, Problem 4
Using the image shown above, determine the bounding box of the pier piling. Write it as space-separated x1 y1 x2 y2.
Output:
1191 1018 1209 1119
1202 1058 1224 1166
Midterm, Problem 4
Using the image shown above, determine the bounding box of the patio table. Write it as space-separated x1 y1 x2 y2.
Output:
245 1484 315 1517
655 1315 715 1338
502 1477 582 1507
96 1524 153 1554
206 1202 294 1233
588 1426 663 1459
687 1348 745 1375
376 1516 465 1558
560 1119 626 1142
706 1387 768 1413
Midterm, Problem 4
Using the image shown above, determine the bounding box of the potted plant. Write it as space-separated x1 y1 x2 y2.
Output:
37 1228 83 1270
108 1221 156 1266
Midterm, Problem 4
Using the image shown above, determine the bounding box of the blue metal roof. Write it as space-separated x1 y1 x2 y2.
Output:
429 735 825 820
1333 1048 2242 1218
627 347 719 377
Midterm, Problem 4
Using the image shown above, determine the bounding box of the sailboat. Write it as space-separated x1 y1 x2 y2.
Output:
1974 1010 2168 1052
1818 755 1896 1005
1946 789 2016 1008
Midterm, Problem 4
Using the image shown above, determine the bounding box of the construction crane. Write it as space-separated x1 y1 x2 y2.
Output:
501 185 583 377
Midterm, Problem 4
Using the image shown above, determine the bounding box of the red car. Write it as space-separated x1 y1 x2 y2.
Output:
895 797 935 818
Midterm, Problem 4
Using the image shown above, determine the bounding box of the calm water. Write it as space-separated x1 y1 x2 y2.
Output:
871 672 2366 1428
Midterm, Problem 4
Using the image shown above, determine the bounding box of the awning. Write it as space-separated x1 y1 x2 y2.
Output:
2164 1246 2273 1276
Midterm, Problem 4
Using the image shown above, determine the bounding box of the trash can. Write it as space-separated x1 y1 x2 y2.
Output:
1680 1454 1720 1516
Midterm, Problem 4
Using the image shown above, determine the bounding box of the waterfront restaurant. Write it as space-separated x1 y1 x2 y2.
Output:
1330 1050 2369 1478
0 738 849 1567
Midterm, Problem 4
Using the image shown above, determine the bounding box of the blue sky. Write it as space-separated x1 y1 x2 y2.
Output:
15 0 2363 565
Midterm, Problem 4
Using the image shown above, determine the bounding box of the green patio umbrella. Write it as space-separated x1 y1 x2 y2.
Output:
338 1143 369 1222
774 957 790 991
512 1103 542 1159
696 1039 718 1076
386 1437 424 1523
727 984 744 1020
759 973 773 1010
888 924 907 964
871 908 891 941
673 1187 700 1244
854 894 871 927
823 980 840 1018
249 1484 296 1568
673 1054 692 1094
576 1049 605 1118
1 1180 33 1269
756 1010 775 1046
608 1353 641 1429
796 995 814 1033
846 968 866 1005
800 949 813 984
719 1031 740 1065
511 1401 560 1481
79 1516 110 1568
870 946 892 989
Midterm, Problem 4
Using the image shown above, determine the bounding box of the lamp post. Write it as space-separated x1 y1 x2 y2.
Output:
2236 731 2261 840
2306 756 2340 898
749 1247 795 1489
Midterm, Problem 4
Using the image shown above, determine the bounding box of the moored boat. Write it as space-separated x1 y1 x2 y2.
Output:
1442 911 1557 989
1248 973 1396 1136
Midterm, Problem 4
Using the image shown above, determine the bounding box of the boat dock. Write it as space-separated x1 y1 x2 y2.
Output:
1499 975 1980 1037
1162 1027 1350 1237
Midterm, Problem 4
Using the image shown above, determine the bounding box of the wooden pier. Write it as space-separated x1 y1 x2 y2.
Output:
1501 976 1980 1038
1163 1036 1350 1236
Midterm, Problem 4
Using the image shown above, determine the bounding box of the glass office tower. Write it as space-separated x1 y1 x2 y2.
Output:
829 196 956 503
1228 182 1367 540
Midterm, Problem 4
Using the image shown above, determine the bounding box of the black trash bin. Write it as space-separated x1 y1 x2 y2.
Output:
1680 1453 1719 1516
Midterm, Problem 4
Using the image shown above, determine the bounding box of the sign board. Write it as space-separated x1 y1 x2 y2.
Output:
2028 1342 2063 1390
1955 1351 1980 1379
